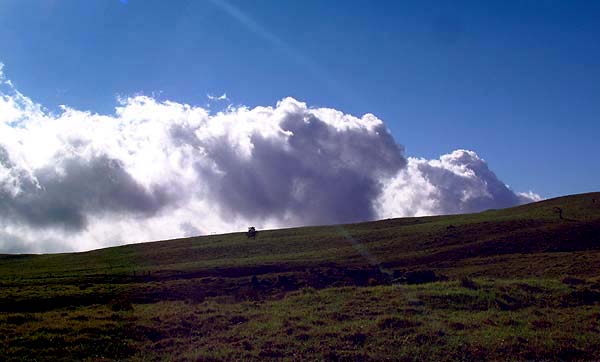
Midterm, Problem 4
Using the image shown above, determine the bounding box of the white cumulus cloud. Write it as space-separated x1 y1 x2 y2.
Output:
0 65 539 253
376 150 541 217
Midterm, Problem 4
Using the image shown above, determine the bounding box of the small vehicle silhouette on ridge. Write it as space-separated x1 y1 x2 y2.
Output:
246 226 257 239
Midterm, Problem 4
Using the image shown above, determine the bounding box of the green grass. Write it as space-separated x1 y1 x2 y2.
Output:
1 192 600 361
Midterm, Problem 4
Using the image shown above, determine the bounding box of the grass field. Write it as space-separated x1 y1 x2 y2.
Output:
1 192 600 361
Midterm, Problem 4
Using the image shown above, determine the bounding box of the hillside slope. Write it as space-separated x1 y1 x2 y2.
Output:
2 192 599 280
1 192 600 361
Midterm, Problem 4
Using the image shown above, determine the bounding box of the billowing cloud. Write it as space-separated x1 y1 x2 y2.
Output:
0 151 172 231
0 65 538 253
376 150 541 218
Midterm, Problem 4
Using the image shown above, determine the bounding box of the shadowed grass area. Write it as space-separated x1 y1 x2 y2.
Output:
1 192 600 360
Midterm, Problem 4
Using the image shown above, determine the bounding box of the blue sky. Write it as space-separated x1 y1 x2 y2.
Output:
1 0 598 198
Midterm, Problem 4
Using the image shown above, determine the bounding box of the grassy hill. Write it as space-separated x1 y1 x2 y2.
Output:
1 192 600 361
